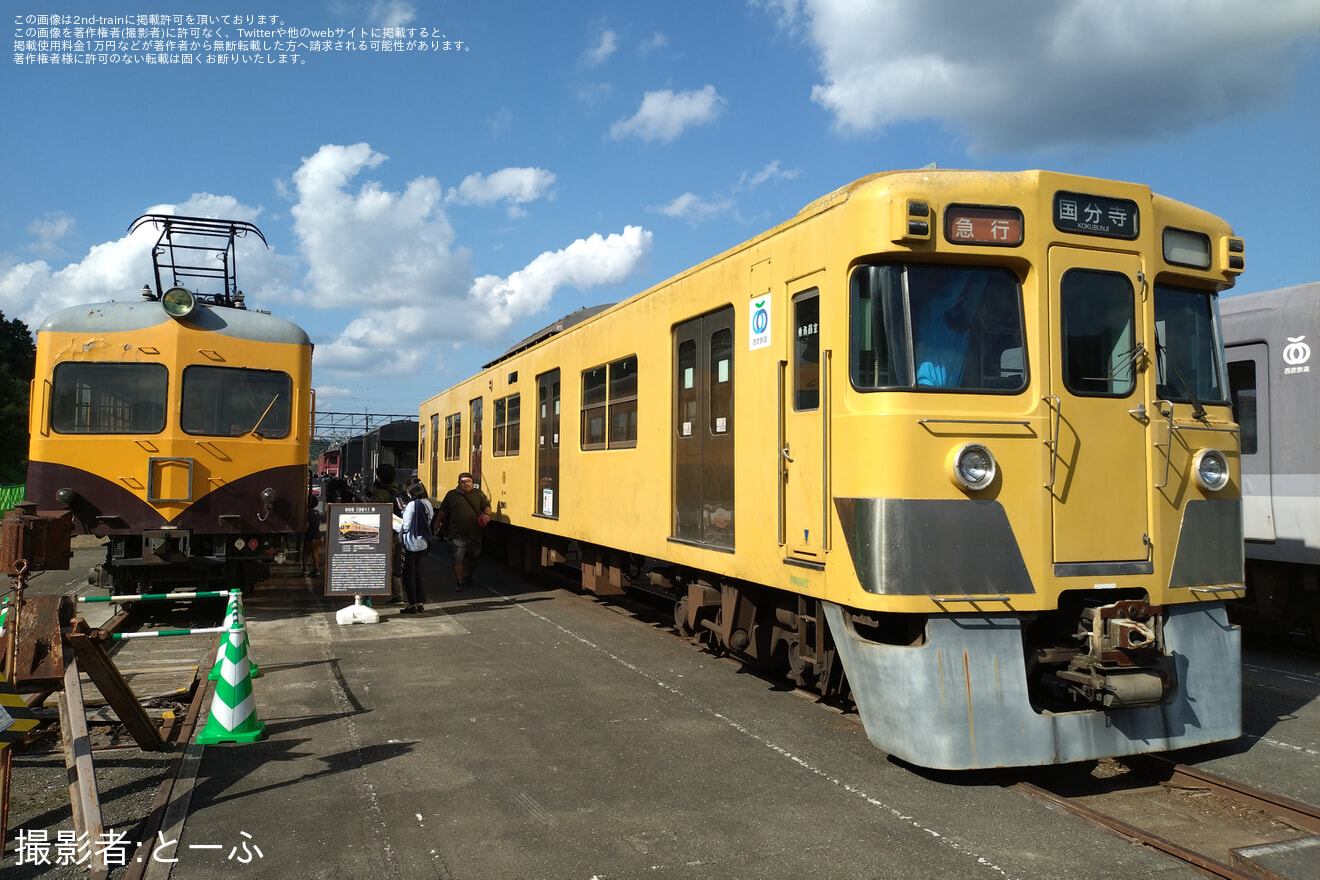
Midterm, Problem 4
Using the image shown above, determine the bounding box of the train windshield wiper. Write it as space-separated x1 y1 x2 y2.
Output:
1154 329 1207 421
247 395 281 436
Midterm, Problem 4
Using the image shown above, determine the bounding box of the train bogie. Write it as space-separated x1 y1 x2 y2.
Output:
421 170 1247 769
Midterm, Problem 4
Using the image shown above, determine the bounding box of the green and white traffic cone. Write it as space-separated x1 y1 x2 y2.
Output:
210 590 259 680
196 615 266 745
208 591 239 681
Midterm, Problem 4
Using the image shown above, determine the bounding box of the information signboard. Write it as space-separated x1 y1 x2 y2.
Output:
325 503 393 597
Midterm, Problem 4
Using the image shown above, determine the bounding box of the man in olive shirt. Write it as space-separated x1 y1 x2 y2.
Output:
436 472 492 592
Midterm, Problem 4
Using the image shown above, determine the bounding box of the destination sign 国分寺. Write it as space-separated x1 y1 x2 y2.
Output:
944 205 1024 246
1054 191 1139 240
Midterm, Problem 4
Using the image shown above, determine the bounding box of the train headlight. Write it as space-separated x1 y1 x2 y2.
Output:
161 286 196 318
56 487 75 508
946 443 997 492
1192 448 1230 492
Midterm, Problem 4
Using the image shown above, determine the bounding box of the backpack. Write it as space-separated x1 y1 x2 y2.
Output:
407 500 434 545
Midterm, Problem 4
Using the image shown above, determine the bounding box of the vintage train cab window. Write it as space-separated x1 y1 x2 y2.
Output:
849 265 1025 392
180 366 292 437
1154 285 1228 407
1060 270 1136 397
51 362 168 434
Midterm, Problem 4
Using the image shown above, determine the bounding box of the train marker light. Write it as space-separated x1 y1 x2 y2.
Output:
947 443 997 492
55 488 75 508
1162 227 1211 270
1192 448 1230 492
161 286 196 318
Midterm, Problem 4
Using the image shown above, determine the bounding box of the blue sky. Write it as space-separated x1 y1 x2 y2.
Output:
4 1 1319 417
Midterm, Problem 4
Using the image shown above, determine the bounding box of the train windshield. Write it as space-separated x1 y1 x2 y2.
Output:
849 264 1026 392
181 366 293 438
1154 285 1229 407
50 362 168 434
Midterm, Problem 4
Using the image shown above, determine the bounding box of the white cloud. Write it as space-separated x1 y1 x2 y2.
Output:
25 212 76 258
738 160 801 190
609 85 727 143
367 0 415 29
584 29 618 67
653 193 735 224
445 167 557 208
466 226 653 337
639 32 669 56
766 0 1320 154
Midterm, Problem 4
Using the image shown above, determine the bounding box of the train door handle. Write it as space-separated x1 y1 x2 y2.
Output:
782 445 794 464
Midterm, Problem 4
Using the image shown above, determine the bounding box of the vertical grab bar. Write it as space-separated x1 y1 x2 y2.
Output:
1044 395 1061 490
777 360 788 546
821 349 831 553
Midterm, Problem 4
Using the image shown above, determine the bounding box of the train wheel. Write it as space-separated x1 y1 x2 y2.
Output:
673 595 692 637
786 637 817 688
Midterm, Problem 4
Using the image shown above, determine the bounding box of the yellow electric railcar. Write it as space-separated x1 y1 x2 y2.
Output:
420 169 1245 770
26 215 314 592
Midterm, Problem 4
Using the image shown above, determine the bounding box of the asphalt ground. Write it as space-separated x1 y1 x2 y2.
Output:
3 539 1318 879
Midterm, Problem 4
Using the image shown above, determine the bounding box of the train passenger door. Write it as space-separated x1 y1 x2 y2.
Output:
1048 249 1151 570
673 307 735 549
536 370 560 519
1227 344 1275 541
430 413 439 493
783 284 828 562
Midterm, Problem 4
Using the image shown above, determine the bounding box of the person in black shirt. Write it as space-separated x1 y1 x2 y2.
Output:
435 472 491 592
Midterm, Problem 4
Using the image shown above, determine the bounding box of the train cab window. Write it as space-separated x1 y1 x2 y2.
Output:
1060 270 1136 397
849 264 1025 392
1154 285 1229 407
51 362 168 434
181 366 291 437
794 292 820 410
1227 360 1258 455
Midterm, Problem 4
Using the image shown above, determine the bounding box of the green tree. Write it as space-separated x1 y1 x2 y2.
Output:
0 312 36 483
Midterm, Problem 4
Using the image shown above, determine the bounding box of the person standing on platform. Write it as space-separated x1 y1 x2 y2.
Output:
436 472 492 592
399 483 434 614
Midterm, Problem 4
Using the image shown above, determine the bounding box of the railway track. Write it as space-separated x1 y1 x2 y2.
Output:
1017 754 1320 879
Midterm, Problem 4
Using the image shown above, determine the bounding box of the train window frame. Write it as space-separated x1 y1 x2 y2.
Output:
1060 269 1138 399
1153 284 1230 407
50 361 169 435
493 393 521 457
1227 359 1258 455
579 356 639 451
793 291 820 411
444 412 461 462
179 365 293 438
848 263 1028 394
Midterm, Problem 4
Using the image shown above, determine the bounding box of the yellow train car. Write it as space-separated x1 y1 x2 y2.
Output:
26 215 314 592
420 169 1245 769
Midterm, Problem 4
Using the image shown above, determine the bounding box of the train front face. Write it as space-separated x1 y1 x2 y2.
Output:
826 171 1245 769
27 299 313 592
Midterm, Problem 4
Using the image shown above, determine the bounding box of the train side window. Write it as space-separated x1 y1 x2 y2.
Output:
181 366 292 437
506 393 521 455
581 365 607 450
1060 270 1136 397
608 356 638 449
794 292 820 411
493 397 506 456
677 340 698 437
51 362 168 434
444 413 461 461
1227 360 1258 455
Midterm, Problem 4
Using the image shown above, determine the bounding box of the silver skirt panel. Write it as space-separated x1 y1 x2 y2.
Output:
834 498 1035 595
823 602 1241 770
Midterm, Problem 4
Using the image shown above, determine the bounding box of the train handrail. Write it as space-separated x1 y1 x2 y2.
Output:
919 419 1032 427
1154 400 1239 489
1044 395 1061 490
